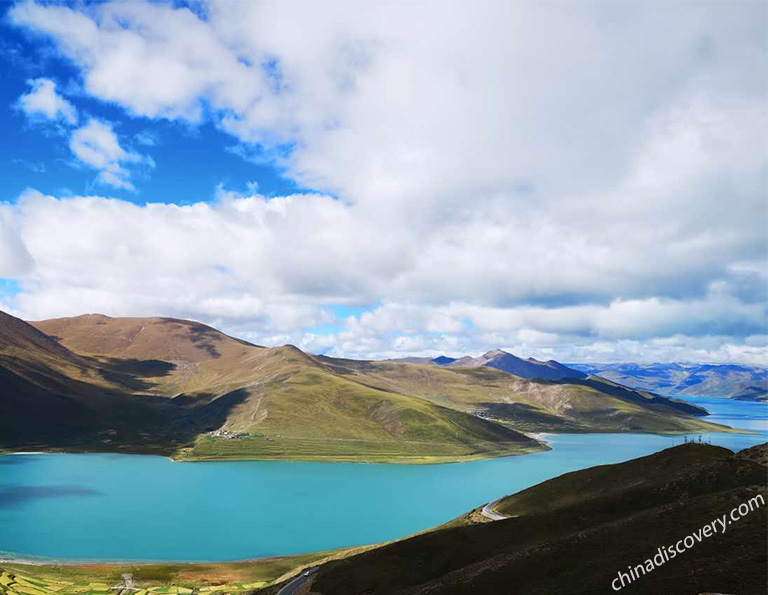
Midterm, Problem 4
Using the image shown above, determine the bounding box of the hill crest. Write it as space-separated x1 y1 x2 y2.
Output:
32 314 262 364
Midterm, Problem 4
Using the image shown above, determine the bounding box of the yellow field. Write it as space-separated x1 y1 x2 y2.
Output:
0 569 265 595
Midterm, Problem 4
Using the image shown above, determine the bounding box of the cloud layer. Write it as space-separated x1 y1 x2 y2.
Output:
3 0 767 364
1 187 764 364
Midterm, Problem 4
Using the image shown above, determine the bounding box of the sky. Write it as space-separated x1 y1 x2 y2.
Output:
0 0 766 365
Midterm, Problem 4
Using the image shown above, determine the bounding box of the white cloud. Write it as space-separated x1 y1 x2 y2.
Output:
0 204 34 278
68 119 151 191
10 1 265 122
4 1 767 364
16 78 77 125
134 130 159 147
307 294 766 363
2 189 765 364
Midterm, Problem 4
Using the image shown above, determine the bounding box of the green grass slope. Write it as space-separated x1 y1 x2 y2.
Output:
285 442 767 595
181 362 542 462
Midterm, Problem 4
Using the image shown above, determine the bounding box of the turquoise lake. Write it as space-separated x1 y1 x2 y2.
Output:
1 396 766 562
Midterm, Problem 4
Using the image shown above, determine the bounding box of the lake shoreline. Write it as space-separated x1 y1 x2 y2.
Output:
0 444 549 465
1 420 747 465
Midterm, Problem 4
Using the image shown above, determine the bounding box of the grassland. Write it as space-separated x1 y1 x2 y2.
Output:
178 365 543 462
180 435 544 463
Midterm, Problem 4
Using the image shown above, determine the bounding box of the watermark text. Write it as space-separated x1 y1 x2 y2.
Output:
612 494 765 591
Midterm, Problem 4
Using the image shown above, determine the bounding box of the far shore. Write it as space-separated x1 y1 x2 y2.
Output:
0 442 550 465
2 425 754 465
1 414 753 466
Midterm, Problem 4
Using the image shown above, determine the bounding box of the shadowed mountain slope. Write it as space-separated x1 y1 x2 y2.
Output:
281 443 767 595
0 311 222 451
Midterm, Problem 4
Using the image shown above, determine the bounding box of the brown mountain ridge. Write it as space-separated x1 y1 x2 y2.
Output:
0 310 731 462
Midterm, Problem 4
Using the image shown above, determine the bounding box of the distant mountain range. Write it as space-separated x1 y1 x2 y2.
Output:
391 348 586 381
0 310 725 461
570 362 768 401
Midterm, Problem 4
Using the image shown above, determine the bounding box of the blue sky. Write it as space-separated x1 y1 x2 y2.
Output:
0 6 302 205
0 0 765 364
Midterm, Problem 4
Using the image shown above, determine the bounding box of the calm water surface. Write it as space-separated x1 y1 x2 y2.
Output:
1 396 765 562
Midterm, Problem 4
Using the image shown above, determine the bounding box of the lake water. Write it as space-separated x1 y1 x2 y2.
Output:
1 396 765 563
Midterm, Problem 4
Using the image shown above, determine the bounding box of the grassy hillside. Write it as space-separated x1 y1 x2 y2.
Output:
179 365 541 462
4 312 540 461
1 310 733 462
283 442 767 595
32 314 265 397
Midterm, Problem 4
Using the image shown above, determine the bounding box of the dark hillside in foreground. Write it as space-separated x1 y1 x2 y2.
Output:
276 443 768 595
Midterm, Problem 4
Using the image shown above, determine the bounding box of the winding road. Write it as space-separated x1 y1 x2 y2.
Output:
276 566 319 595
275 500 511 594
480 498 512 521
